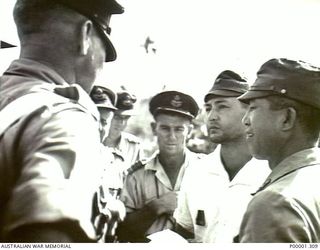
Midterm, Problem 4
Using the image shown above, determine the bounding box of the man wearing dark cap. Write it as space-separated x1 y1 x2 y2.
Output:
90 85 117 141
90 85 126 242
173 70 269 242
96 88 144 242
0 0 123 242
104 89 145 188
237 58 320 243
116 90 201 242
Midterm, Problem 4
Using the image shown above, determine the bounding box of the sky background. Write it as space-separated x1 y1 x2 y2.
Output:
1 0 320 105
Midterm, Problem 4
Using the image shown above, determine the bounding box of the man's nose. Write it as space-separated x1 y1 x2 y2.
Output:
242 111 250 126
168 129 177 139
208 109 218 121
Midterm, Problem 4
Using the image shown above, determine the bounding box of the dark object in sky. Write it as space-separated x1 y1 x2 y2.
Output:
0 41 17 49
142 36 156 54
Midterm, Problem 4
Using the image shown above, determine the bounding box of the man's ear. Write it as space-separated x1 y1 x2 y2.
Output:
187 123 194 135
151 122 157 136
281 107 297 131
79 20 93 56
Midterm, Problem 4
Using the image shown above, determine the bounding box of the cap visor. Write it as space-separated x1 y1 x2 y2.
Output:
96 103 117 110
96 26 117 62
115 109 138 116
154 107 194 119
205 90 242 102
238 91 275 104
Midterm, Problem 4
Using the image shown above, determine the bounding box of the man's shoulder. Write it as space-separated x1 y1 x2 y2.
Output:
126 152 157 176
122 132 141 144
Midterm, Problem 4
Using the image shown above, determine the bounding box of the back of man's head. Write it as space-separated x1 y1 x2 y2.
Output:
14 0 123 62
14 0 79 39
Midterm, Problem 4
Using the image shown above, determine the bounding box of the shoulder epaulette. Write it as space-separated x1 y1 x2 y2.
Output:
126 160 146 175
123 132 141 144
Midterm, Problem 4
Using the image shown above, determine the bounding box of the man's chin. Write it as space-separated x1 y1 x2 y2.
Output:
209 135 223 144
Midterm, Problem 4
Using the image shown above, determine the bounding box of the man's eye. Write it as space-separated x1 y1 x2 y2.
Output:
204 107 211 112
176 128 185 132
217 105 229 109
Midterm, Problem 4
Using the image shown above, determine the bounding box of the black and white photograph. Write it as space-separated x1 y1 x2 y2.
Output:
1 0 320 249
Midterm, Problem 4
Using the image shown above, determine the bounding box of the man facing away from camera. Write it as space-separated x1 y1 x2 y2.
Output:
237 58 320 242
174 70 270 242
116 90 202 242
0 0 123 242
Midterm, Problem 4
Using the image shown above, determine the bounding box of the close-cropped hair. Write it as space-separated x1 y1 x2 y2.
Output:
13 0 85 37
266 95 320 141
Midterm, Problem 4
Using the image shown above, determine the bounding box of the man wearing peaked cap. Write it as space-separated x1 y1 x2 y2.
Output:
95 89 145 242
173 70 269 242
90 85 128 243
90 85 117 141
237 58 320 242
104 89 145 181
0 0 124 242
149 90 199 119
117 90 202 242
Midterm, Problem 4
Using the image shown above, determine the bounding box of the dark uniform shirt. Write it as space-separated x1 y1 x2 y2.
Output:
239 147 320 243
0 59 102 241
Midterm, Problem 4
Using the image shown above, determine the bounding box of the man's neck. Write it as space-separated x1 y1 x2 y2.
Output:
105 135 121 148
268 137 317 170
158 151 186 188
220 139 252 181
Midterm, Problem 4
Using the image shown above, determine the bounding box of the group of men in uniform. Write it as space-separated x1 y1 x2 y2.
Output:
1 0 320 244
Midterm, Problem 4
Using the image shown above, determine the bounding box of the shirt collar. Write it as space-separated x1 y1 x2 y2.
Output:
258 147 320 191
145 150 192 190
8 59 100 121
5 58 67 86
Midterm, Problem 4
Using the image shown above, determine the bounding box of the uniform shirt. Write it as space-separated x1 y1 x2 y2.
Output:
120 150 202 236
239 148 320 243
0 59 102 240
174 145 270 243
102 132 144 193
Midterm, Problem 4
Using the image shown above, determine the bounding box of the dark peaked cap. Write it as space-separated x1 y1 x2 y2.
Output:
55 0 124 62
90 85 117 110
115 91 137 116
204 70 248 102
149 91 199 119
238 58 320 110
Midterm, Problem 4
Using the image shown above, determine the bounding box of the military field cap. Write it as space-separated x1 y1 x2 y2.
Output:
90 85 117 110
204 70 249 102
238 58 320 109
115 91 137 116
149 91 199 119
55 0 124 62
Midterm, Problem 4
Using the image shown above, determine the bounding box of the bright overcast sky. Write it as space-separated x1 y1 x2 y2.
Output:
1 0 320 104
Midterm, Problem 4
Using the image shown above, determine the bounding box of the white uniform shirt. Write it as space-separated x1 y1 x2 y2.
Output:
174 145 270 242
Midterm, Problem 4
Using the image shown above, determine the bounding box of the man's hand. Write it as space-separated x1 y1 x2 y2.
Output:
147 192 177 216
